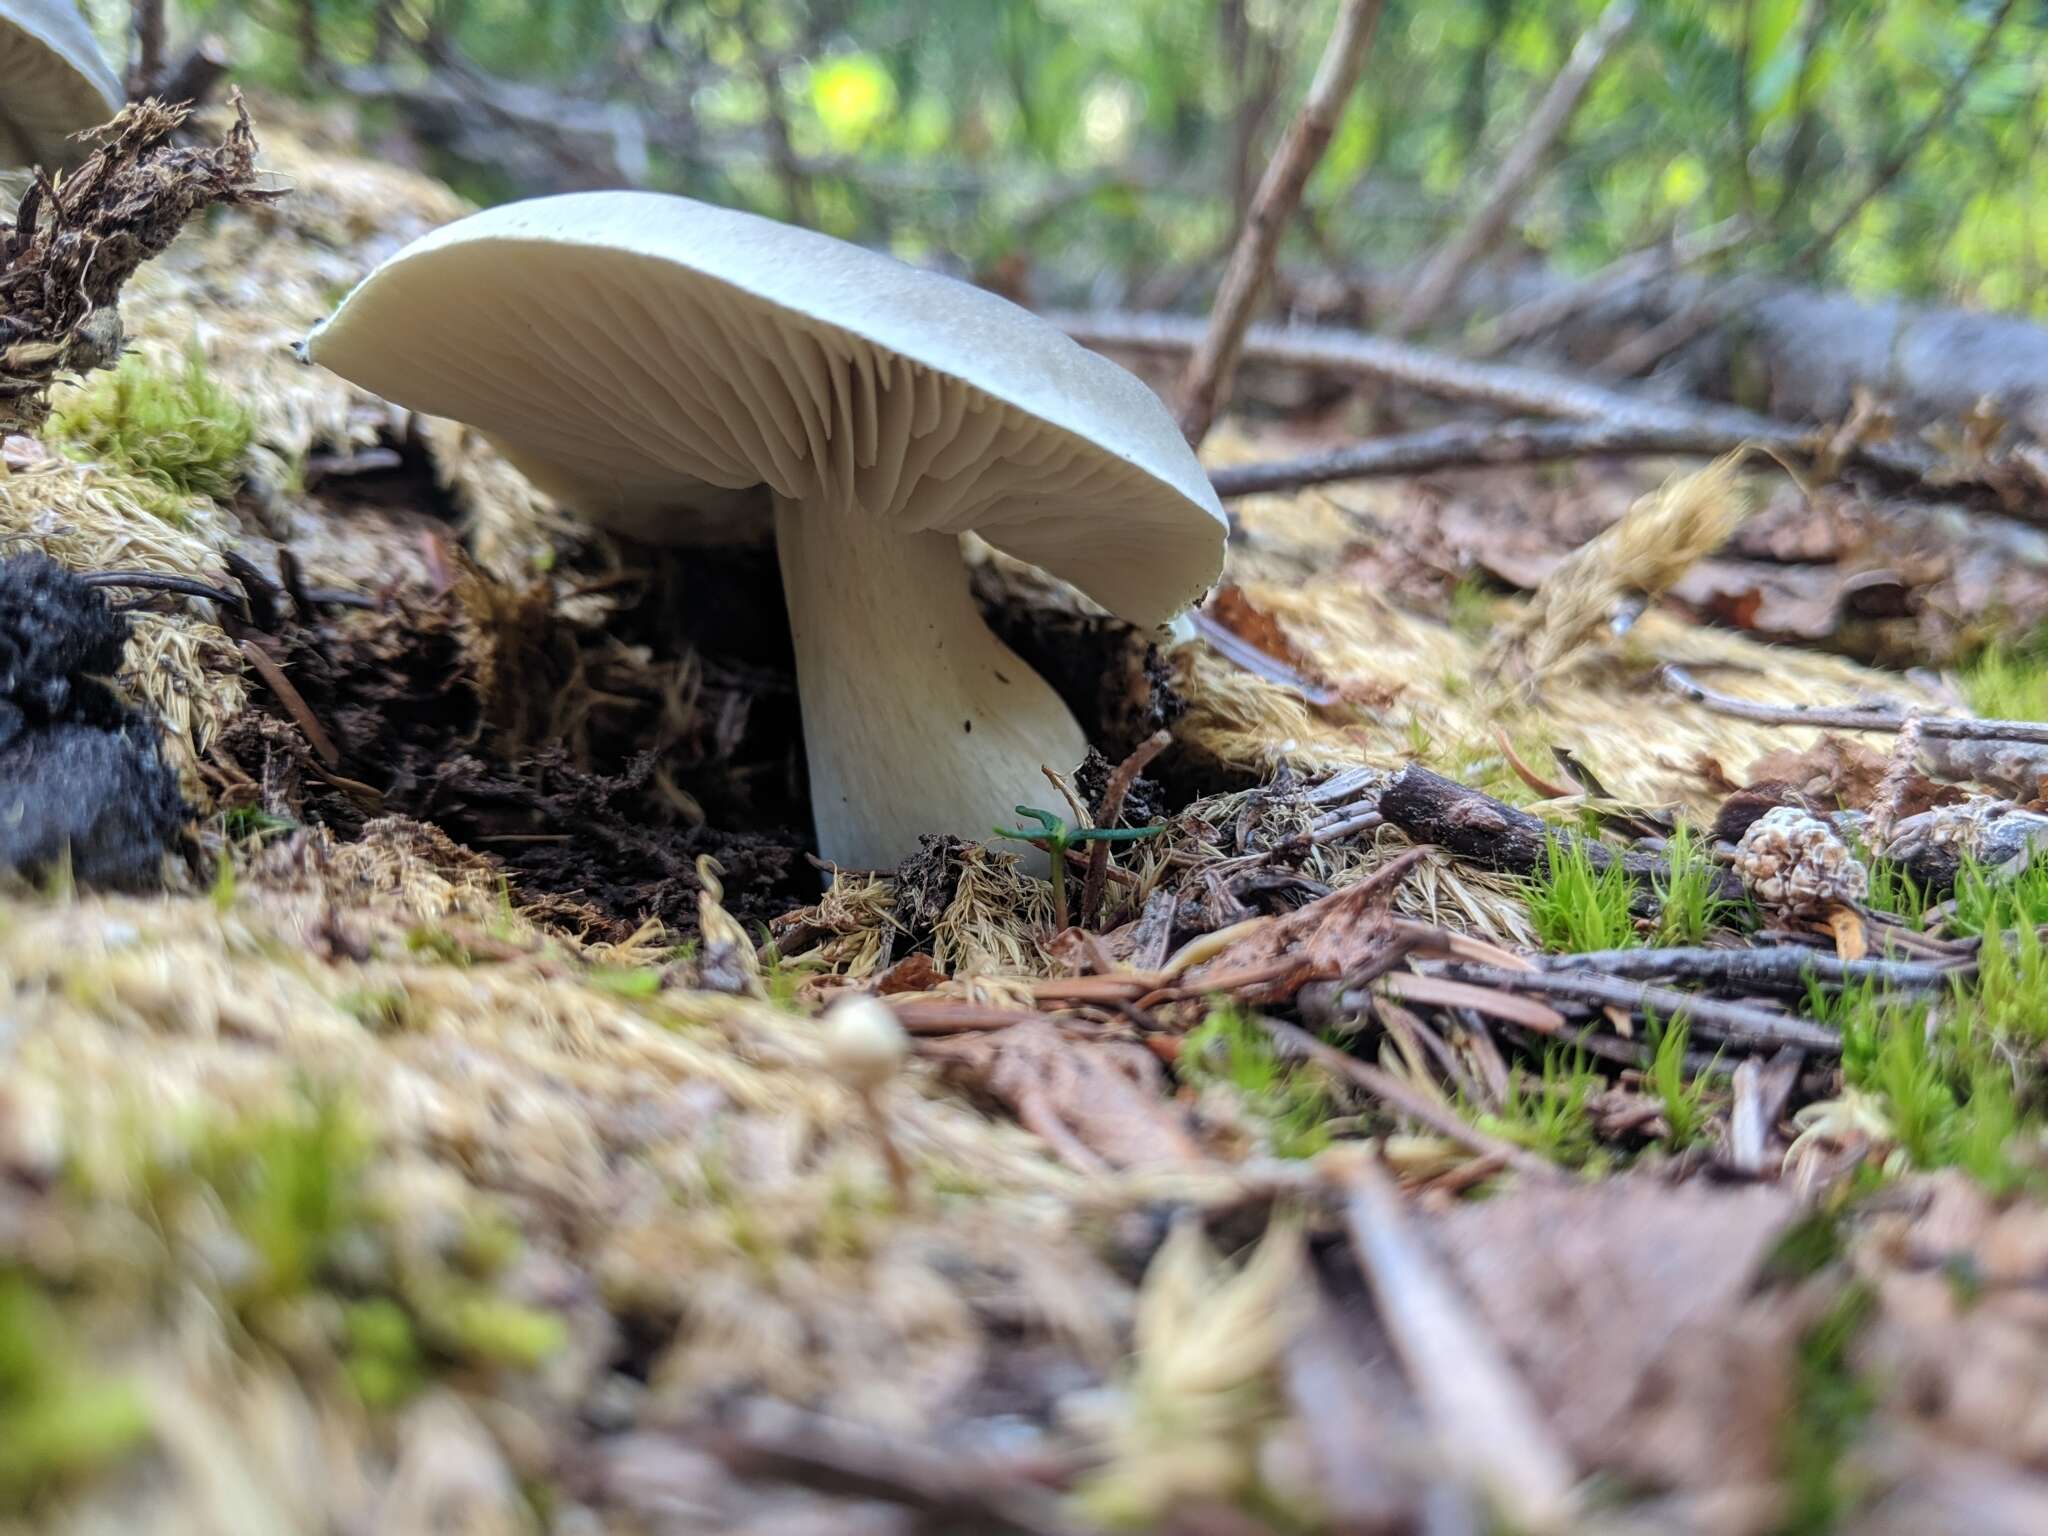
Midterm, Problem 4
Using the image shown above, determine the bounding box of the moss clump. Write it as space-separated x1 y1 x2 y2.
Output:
47 351 256 508
1525 832 1638 954
0 1272 150 1512
146 1090 565 1411
1180 1004 1333 1159
1958 631 2048 722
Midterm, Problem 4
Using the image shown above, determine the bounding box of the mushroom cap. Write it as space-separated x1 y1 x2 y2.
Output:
0 0 123 170
306 191 1227 628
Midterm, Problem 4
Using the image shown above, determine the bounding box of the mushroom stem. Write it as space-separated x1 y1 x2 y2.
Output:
773 493 1087 870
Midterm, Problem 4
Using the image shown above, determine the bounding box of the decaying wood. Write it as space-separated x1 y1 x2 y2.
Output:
1174 0 1384 447
0 95 278 431
1374 763 1745 902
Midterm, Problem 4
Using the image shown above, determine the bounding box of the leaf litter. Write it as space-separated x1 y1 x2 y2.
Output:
10 90 2048 1536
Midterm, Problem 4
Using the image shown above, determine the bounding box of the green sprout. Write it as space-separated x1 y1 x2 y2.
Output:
992 805 1165 930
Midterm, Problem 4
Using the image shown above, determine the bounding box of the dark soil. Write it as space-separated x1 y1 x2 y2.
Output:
0 555 187 888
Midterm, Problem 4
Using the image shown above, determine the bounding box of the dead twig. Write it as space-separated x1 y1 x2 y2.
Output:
1434 962 1841 1053
236 639 340 769
1662 664 2048 747
1376 763 1746 903
1390 0 1638 338
1175 0 1384 446
1542 944 1964 994
1259 1018 1561 1180
1082 729 1172 928
1338 1155 1579 1530
1054 311 2037 512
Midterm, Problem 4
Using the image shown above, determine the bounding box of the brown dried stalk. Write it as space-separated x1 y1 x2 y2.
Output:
1175 0 1384 447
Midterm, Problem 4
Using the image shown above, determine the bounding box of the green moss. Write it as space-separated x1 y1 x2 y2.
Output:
1812 969 2037 1193
47 350 255 508
148 1091 564 1410
1525 832 1638 954
0 1274 150 1512
1180 1004 1333 1159
1949 854 2048 939
1652 826 1744 945
1646 1013 1716 1149
1476 1046 1604 1168
1958 632 2048 722
1447 572 1498 642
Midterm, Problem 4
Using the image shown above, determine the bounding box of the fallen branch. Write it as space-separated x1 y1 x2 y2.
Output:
1208 416 1765 497
1436 962 1842 1053
1661 665 2048 747
1390 0 1637 338
1055 310 2038 512
1175 0 1384 446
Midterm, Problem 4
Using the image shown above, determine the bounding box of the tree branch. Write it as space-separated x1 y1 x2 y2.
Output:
1208 415 1768 497
1795 0 2017 272
1058 309 2043 512
1660 664 2048 747
1175 0 1384 447
1389 0 1638 339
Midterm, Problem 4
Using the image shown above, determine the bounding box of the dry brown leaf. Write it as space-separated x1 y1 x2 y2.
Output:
925 1021 1208 1172
1178 849 1421 1004
1427 1179 1807 1490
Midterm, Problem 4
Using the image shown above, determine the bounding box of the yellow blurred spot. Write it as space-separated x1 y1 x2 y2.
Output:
811 54 898 147
1661 155 1707 208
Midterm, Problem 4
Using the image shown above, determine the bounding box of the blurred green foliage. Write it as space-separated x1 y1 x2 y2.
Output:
151 0 2043 312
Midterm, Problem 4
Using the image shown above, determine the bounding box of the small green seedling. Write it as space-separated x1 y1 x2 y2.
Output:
993 805 1165 930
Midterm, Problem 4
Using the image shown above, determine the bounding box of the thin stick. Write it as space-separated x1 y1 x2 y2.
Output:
1434 962 1841 1053
1082 729 1172 929
1542 944 1964 995
1662 664 2048 747
1339 1156 1580 1529
1209 416 1764 498
1175 0 1384 447
1259 1018 1560 1181
237 639 341 768
1390 0 1637 339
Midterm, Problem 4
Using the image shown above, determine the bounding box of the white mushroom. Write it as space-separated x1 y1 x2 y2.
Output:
0 0 123 171
304 192 1225 868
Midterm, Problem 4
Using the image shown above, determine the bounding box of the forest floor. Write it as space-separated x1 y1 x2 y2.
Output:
7 98 2048 1536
